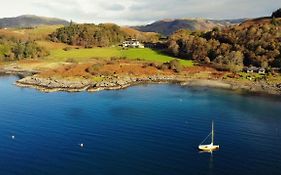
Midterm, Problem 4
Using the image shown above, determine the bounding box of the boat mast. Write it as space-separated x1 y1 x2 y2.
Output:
211 121 214 145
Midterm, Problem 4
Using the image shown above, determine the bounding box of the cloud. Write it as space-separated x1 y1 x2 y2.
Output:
101 4 126 11
0 0 280 25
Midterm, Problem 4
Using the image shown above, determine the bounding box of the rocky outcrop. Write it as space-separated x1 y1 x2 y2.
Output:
16 76 92 92
0 67 38 78
16 75 184 93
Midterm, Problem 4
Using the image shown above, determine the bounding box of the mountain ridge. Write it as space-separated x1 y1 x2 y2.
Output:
134 18 246 36
0 15 69 28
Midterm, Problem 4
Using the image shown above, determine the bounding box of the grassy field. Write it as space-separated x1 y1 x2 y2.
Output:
36 41 73 50
0 25 62 41
0 25 193 67
47 47 193 66
13 25 63 40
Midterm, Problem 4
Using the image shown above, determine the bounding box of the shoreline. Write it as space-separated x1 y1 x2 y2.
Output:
1 67 281 96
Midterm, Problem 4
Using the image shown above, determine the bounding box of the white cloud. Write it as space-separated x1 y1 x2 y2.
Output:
0 0 280 25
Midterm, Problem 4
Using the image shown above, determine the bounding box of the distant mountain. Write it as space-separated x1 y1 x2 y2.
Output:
134 18 246 36
0 15 69 28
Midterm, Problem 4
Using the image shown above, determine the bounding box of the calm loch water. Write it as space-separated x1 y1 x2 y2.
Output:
0 76 281 175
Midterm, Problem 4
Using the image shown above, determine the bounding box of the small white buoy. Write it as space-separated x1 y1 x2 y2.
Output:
79 143 84 147
11 135 15 139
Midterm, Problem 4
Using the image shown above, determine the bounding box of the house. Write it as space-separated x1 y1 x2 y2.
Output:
122 39 144 48
258 68 265 74
244 67 266 74
244 67 258 73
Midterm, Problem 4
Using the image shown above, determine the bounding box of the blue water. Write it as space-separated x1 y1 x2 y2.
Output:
0 75 281 175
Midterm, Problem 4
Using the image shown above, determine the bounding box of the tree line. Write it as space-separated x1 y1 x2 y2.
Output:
49 23 127 48
0 36 49 61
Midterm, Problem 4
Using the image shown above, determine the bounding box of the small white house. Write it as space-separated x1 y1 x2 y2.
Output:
244 67 266 74
258 68 266 74
122 39 144 48
244 67 257 73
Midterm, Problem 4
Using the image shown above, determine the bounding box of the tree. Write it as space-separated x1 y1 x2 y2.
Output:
13 42 25 59
272 8 281 18
168 40 179 56
214 51 244 72
0 38 49 61
261 60 269 68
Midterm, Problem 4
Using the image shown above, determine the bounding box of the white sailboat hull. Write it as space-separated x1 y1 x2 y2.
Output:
198 144 219 151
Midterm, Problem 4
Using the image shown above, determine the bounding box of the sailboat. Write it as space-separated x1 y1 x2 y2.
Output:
198 121 219 152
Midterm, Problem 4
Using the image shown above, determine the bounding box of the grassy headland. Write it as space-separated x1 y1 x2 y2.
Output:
47 47 193 66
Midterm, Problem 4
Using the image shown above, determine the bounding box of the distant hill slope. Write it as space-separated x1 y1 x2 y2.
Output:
134 18 246 36
120 27 160 43
238 17 280 28
0 15 69 28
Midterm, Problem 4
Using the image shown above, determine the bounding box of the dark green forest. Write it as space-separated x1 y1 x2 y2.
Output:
49 23 127 48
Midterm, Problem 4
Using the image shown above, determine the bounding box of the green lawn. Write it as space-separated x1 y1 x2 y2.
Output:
47 47 193 66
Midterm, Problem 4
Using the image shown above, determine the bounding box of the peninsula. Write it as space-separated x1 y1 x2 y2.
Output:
0 9 281 95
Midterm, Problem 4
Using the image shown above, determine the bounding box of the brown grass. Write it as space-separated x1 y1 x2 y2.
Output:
183 66 218 74
237 17 281 29
36 41 77 50
38 59 176 78
40 63 92 78
0 29 27 40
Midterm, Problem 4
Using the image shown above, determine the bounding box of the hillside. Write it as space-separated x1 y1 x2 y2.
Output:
238 17 280 28
167 17 281 71
0 15 69 28
120 27 160 43
134 18 245 36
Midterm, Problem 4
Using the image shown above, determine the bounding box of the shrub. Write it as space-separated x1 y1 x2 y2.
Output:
169 59 182 72
142 62 158 68
110 56 127 61
65 58 78 63
159 63 170 71
86 64 102 75
159 59 182 72
63 47 73 51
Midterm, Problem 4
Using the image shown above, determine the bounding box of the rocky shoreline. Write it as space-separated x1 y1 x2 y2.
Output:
0 67 39 77
16 75 182 92
1 67 281 95
181 79 281 95
14 74 281 96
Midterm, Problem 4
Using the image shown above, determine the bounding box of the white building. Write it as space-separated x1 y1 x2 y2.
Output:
122 39 144 48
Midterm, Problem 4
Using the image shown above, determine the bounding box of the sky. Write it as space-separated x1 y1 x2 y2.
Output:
0 0 280 25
